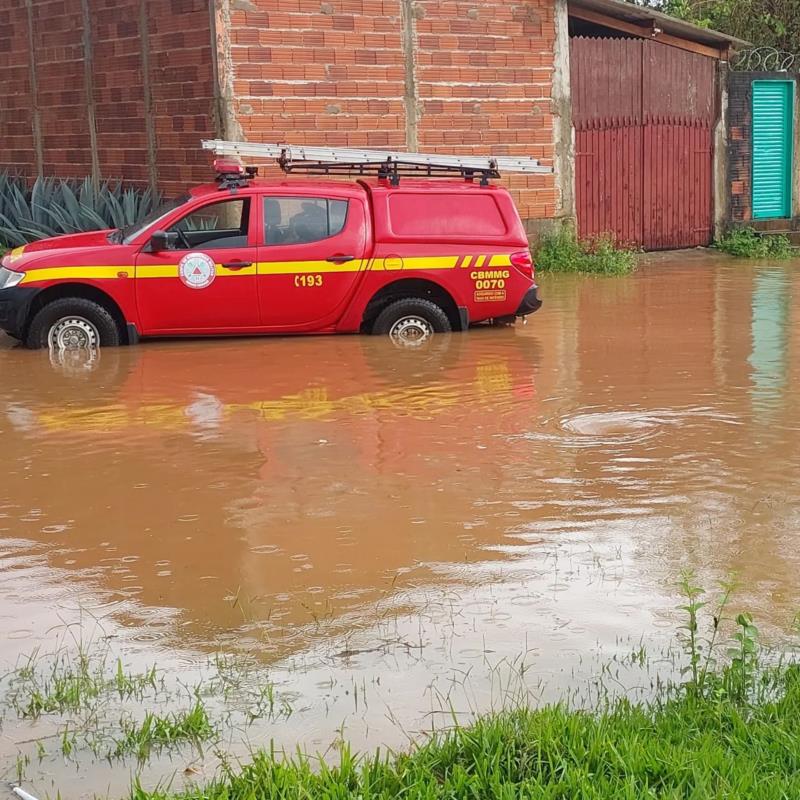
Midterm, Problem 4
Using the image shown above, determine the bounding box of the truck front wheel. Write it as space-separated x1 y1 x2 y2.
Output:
372 297 451 347
26 298 121 350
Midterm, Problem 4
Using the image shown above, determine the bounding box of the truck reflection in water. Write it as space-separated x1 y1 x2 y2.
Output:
2 332 543 654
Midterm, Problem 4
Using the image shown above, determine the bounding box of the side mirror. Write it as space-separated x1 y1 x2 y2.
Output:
149 230 179 252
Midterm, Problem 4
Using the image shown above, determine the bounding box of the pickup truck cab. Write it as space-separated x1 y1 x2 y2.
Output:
0 164 541 350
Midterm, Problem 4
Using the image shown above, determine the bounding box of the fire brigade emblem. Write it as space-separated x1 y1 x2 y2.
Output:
178 252 216 289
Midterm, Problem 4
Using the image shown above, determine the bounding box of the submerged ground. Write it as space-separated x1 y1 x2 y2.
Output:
1 251 800 797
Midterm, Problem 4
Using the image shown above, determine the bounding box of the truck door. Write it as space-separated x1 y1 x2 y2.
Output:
257 195 368 328
135 196 260 334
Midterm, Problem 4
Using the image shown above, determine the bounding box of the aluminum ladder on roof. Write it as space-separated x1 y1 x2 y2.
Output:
201 139 551 183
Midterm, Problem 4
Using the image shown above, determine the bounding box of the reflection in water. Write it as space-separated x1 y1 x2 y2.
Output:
1 255 800 797
749 269 790 415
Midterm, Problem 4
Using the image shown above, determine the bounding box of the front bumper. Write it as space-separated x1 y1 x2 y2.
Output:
516 284 542 316
0 286 39 338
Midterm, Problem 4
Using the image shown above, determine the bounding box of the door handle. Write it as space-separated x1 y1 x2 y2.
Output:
326 254 355 264
221 261 253 270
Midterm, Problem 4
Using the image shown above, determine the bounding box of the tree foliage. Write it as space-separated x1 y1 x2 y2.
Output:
635 0 800 53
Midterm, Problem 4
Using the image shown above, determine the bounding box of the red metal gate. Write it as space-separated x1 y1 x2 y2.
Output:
570 36 716 250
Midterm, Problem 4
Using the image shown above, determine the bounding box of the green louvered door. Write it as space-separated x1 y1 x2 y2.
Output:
752 81 794 219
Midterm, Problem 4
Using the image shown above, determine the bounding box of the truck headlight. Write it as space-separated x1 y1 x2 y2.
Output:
0 267 25 289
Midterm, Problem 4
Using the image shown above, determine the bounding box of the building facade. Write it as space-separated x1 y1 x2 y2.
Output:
728 67 800 242
1 0 744 247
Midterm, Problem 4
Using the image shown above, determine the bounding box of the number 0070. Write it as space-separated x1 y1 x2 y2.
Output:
295 275 323 287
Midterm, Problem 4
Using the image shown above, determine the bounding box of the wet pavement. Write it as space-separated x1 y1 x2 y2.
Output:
2 252 800 796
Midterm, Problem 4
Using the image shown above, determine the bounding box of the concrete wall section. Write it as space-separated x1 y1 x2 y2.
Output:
550 0 575 227
713 61 729 240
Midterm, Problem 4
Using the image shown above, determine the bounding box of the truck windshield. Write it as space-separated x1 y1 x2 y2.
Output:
118 194 191 244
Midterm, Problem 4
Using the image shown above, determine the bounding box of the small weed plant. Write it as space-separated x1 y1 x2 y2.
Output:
533 223 638 276
715 226 793 259
7 644 160 719
114 701 214 761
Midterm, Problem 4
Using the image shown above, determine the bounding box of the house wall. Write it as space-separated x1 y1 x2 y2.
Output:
2 0 572 231
728 70 800 226
222 0 562 230
0 0 218 194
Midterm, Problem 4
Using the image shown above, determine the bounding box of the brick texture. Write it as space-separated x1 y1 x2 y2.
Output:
414 0 557 221
227 0 558 224
0 0 217 194
727 72 753 222
1 0 559 221
228 0 408 150
0 0 39 174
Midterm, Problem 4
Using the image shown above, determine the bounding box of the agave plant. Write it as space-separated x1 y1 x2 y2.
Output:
0 173 162 247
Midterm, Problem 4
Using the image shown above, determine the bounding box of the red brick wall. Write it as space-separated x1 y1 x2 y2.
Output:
227 0 558 226
227 1 407 148
93 0 151 184
0 1 43 176
147 0 220 188
414 1 557 222
2 0 559 216
0 0 217 194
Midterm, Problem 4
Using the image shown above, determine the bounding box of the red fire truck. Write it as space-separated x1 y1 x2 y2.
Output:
0 142 546 350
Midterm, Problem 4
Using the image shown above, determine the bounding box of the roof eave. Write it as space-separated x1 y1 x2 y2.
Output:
568 0 751 51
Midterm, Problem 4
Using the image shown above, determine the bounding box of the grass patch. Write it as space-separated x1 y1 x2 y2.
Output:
114 702 215 762
130 575 800 799
7 644 160 719
715 226 793 259
533 223 638 276
132 672 800 799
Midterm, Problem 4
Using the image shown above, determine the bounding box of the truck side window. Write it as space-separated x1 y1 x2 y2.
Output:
264 198 348 245
169 198 250 250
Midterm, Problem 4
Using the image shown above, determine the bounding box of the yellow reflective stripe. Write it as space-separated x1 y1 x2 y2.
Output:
18 255 512 284
370 256 460 271
136 265 178 279
256 259 366 275
136 263 258 278
20 267 124 284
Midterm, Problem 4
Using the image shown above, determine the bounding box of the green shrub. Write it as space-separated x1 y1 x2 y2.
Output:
715 226 793 259
533 223 638 275
0 173 161 247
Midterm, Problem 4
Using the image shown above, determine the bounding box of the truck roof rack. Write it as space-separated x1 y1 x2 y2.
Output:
202 140 551 186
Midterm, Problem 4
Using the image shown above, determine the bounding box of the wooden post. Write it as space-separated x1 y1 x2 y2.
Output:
80 0 101 186
24 0 44 178
139 0 159 195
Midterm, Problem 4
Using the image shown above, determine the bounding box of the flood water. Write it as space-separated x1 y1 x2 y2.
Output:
3 252 800 797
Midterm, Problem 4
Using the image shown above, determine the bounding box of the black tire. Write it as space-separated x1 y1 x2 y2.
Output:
25 297 121 350
372 297 451 346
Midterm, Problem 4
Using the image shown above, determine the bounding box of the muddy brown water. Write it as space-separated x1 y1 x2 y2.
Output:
2 253 800 797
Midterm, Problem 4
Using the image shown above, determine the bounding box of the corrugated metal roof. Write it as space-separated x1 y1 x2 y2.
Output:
568 0 751 49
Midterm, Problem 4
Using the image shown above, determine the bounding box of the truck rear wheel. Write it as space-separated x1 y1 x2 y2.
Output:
372 298 451 347
26 298 121 350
